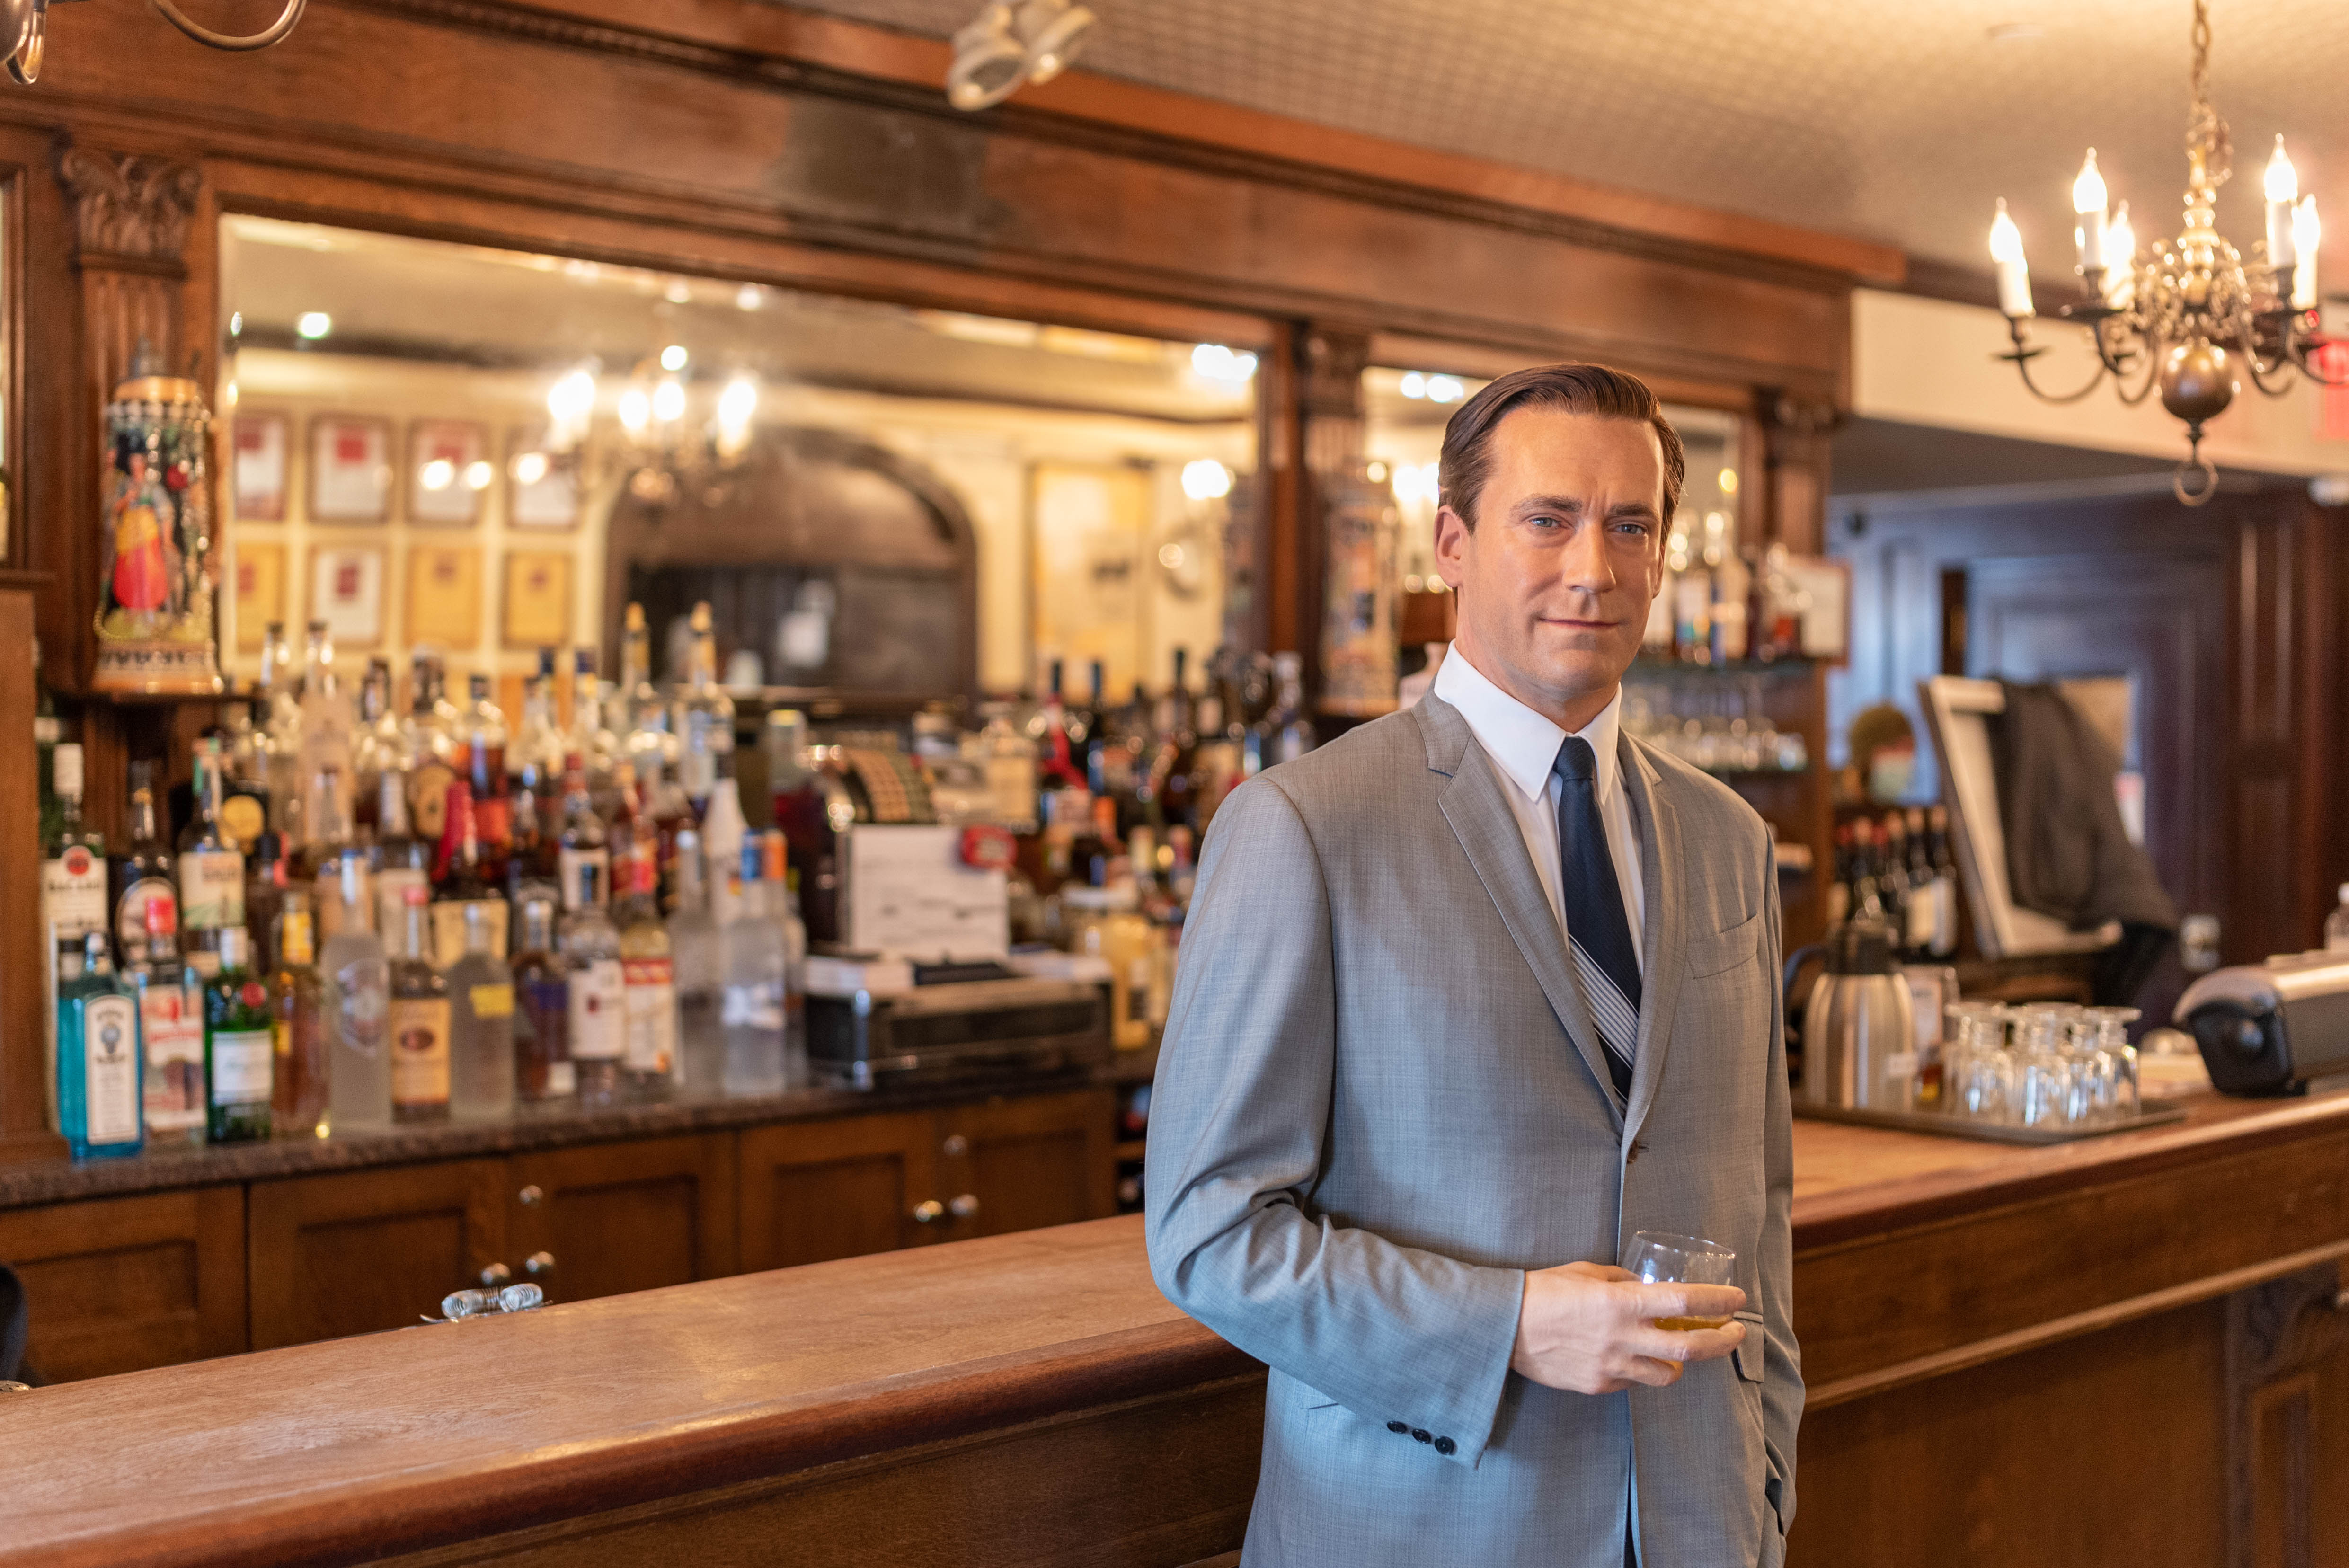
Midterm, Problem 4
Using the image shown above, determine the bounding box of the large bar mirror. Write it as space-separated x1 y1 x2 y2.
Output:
216 217 1260 714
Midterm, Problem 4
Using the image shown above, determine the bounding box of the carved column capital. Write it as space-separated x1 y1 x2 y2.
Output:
55 146 201 270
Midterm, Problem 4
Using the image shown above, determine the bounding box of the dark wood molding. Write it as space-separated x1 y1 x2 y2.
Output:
2225 1264 2349 1568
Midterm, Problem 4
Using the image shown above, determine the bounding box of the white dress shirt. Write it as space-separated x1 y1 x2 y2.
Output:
1432 647 1645 976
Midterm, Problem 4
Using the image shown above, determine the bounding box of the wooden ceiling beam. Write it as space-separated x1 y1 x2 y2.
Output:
506 0 1908 288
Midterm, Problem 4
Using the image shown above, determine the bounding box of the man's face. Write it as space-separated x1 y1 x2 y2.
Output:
1433 406 1666 723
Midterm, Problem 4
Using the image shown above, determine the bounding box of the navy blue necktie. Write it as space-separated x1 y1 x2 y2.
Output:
1554 736 1640 1098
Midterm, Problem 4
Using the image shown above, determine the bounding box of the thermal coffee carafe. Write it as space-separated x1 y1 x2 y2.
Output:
1786 917 1916 1110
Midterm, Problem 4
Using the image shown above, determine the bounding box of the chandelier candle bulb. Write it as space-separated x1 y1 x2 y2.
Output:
2073 149 2108 272
2293 197 2320 311
2106 201 2137 308
1990 200 2033 318
2265 136 2299 270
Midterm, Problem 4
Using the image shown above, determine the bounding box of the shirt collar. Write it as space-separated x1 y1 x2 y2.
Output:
1432 644 1622 808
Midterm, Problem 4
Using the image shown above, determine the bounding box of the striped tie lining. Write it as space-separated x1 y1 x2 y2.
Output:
1569 935 1640 1083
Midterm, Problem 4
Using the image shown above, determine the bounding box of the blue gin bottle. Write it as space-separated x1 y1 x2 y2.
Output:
58 930 145 1161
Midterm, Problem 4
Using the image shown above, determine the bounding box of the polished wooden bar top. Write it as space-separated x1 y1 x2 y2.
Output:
6 1089 2343 1568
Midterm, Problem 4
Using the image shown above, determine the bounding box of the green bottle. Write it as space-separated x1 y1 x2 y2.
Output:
204 925 275 1143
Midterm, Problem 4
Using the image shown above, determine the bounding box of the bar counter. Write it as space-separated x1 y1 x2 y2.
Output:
7 1090 2348 1568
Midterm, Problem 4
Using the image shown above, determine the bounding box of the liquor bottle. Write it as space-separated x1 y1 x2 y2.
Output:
57 930 143 1162
431 780 508 967
293 762 354 919
768 709 846 942
668 825 722 1094
639 755 693 904
295 620 355 857
571 647 621 822
1850 819 1886 922
44 745 111 1067
559 859 626 1105
447 902 516 1120
617 602 672 777
387 884 451 1125
320 856 392 1133
1877 812 1912 953
1672 547 1712 665
699 760 748 929
176 738 245 980
461 673 512 859
351 656 395 838
1901 807 1936 959
1268 652 1314 766
257 620 302 844
203 926 274 1143
507 648 564 902
618 850 679 1093
241 823 289 981
1925 806 1959 960
1710 546 1752 664
1036 658 1087 790
126 893 205 1148
606 760 644 904
1149 648 1202 836
111 763 177 973
511 893 573 1102
1826 822 1854 930
768 829 806 1071
719 839 787 1096
401 651 461 849
1075 659 1107 782
271 887 328 1138
371 766 429 940
556 760 610 920
672 601 736 815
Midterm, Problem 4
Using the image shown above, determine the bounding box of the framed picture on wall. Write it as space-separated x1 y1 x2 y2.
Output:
502 548 572 648
232 538 285 652
310 541 386 647
310 416 393 522
506 430 579 530
405 542 482 649
1781 554 1853 665
408 420 489 527
232 412 289 522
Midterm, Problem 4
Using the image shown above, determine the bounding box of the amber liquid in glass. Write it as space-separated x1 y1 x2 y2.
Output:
1652 1315 1734 1332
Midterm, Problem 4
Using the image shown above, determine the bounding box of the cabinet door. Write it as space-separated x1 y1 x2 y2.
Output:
737 1112 937 1272
0 1186 245 1382
938 1089 1116 1240
248 1160 507 1350
507 1135 736 1305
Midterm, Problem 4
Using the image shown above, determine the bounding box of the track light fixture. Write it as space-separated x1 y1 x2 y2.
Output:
2 0 308 86
946 0 1096 112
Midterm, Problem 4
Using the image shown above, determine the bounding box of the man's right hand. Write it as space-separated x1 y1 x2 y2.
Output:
1509 1260 1746 1394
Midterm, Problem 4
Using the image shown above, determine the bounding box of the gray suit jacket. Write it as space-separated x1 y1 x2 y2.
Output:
1146 691 1799 1567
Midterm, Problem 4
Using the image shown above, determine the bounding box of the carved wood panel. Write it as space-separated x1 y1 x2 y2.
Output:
2226 1265 2349 1568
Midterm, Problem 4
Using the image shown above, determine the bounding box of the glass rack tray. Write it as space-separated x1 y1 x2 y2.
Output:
1792 1098 2189 1146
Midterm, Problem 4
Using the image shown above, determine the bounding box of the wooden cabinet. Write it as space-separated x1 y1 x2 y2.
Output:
508 1135 736 1305
937 1090 1116 1241
0 1186 245 1382
738 1111 937 1273
248 1160 507 1350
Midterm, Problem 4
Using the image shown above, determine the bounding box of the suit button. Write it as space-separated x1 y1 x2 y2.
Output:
1411 1427 1433 1444
1434 1436 1456 1456
1386 1421 1409 1434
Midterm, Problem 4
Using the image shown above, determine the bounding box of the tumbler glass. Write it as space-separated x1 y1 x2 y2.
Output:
2080 1006 2143 1118
1945 1002 2014 1123
1622 1230 1738 1331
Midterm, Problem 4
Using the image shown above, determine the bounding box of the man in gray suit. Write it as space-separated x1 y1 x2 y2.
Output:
1146 363 1799 1567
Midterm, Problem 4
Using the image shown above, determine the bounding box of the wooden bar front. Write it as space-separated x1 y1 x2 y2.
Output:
7 1091 2347 1568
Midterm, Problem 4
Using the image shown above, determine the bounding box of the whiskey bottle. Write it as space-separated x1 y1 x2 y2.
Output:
111 761 177 974
271 888 328 1138
387 884 452 1124
617 850 679 1093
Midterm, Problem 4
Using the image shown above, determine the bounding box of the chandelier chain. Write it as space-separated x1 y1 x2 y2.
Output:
2187 0 2230 186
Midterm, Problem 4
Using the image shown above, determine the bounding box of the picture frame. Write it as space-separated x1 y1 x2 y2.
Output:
1781 554 1853 666
231 411 289 522
405 541 483 649
309 540 386 648
231 537 285 653
408 419 489 527
502 548 572 649
506 429 580 530
309 415 393 523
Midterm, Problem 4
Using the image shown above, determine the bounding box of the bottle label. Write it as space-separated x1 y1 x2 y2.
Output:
622 957 677 1074
410 761 456 843
139 978 207 1133
558 847 609 912
388 996 452 1108
430 899 509 970
81 993 142 1145
280 910 315 968
209 1026 274 1106
42 848 109 941
721 979 784 1032
178 849 246 931
567 957 625 1061
219 792 266 849
114 876 177 967
469 982 514 1019
334 959 388 1061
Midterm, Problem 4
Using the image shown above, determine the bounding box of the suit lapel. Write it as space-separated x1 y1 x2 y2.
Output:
1418 695 1624 1119
1618 734 1685 1148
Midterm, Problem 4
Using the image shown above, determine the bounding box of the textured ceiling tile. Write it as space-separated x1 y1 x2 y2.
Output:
775 0 2349 278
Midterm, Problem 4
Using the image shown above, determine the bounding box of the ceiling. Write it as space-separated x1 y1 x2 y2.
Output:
779 0 2349 283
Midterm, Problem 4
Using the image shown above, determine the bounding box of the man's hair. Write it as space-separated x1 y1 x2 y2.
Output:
1437 362 1686 532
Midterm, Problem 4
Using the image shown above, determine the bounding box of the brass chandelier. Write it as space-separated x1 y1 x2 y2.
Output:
2 0 306 84
1989 0 2339 505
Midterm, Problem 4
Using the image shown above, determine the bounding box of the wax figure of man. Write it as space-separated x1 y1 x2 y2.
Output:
1146 363 1799 1567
